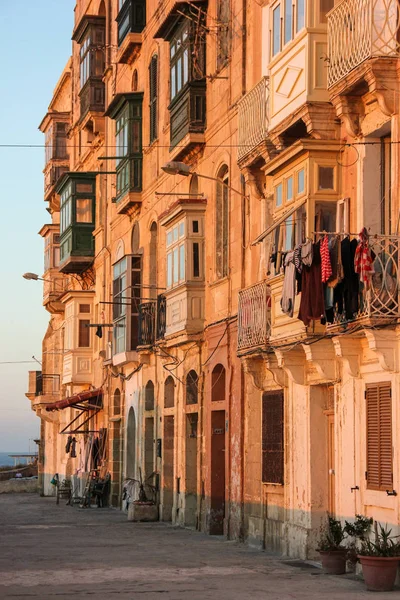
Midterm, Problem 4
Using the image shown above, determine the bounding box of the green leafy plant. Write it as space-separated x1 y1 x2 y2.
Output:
344 515 373 540
359 522 400 557
317 517 347 551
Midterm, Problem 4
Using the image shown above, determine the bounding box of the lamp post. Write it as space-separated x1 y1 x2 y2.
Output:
23 273 49 282
161 161 248 199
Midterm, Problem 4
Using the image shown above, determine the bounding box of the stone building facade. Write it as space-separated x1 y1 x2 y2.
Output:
26 0 400 558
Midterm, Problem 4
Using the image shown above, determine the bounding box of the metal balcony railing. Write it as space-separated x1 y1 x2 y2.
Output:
156 294 166 340
237 76 269 162
328 235 399 327
238 281 271 351
138 301 156 346
328 0 400 87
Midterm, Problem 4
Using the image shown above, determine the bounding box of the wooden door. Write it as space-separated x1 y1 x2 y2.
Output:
210 411 226 535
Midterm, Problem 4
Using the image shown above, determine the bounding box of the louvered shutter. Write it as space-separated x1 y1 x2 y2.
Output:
262 390 284 484
149 55 158 143
366 383 393 491
55 122 68 159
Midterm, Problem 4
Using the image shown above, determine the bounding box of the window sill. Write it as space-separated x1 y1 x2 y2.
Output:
116 31 143 64
114 190 142 215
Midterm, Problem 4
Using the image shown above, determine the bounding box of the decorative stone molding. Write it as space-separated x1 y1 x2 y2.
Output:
302 339 336 384
332 336 362 378
330 95 362 138
364 329 398 373
274 348 305 385
242 354 286 389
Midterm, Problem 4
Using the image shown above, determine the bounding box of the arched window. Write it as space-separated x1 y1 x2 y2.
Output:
145 380 155 411
186 370 198 405
149 55 158 143
215 165 229 279
217 0 230 70
211 364 226 402
164 376 175 408
131 222 140 254
126 406 136 479
98 0 106 16
189 174 199 196
149 222 158 300
113 388 121 416
132 69 138 91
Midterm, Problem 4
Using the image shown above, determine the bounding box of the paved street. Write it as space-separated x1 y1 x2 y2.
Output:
0 494 397 599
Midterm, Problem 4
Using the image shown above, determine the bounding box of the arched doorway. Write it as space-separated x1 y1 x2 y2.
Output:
126 407 136 479
210 364 226 534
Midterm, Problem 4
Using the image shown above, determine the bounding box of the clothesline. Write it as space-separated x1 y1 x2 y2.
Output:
312 231 400 238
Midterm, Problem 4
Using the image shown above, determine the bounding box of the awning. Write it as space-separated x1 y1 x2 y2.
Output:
45 388 103 412
251 197 307 246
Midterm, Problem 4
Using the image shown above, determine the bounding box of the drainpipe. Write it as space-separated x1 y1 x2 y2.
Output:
242 0 247 96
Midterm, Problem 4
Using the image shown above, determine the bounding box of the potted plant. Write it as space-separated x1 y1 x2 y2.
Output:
123 468 159 522
357 521 400 592
317 516 348 574
344 514 373 568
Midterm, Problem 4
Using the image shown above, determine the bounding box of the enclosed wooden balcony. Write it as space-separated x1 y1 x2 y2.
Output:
328 0 400 88
237 77 269 167
327 234 400 330
237 281 271 354
137 295 167 347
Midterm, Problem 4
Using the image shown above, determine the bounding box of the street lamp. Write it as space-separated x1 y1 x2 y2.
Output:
161 161 248 199
23 273 48 282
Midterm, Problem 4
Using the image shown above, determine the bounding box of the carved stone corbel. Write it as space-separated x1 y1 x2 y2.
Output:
331 95 362 138
263 354 286 388
332 336 362 378
242 354 286 389
364 329 398 373
241 167 266 201
302 339 336 383
274 348 305 385
242 355 267 391
364 61 398 117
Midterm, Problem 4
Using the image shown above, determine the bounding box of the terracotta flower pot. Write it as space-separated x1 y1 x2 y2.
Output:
358 555 400 592
319 549 347 575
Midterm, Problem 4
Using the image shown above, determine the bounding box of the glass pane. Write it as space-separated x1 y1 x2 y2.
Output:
297 169 305 194
286 176 293 201
179 244 185 280
193 220 199 233
173 247 179 283
53 246 60 268
275 183 283 207
193 242 200 277
273 6 281 55
177 57 182 93
183 49 189 85
297 0 305 31
173 226 178 242
76 199 92 223
78 319 90 348
315 201 337 232
167 252 173 287
285 0 293 44
284 215 294 251
167 230 173 247
171 65 176 99
318 166 334 190
179 221 185 238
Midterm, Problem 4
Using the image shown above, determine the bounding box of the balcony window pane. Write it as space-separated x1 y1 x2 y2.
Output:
78 319 90 348
76 199 92 223
318 166 334 190
167 231 173 247
173 225 178 242
179 244 185 280
273 6 281 56
296 0 305 32
167 252 173 287
284 0 293 44
183 49 189 86
286 176 293 201
53 246 60 268
171 65 176 99
297 169 305 194
283 215 294 251
315 201 337 232
114 318 126 354
179 221 185 238
275 183 283 207
173 247 179 284
177 57 182 93
193 242 200 277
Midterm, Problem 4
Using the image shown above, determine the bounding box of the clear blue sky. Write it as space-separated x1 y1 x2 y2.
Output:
0 1 74 452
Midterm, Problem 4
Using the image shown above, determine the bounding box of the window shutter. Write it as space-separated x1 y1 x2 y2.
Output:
55 122 68 159
262 390 284 484
149 55 158 143
366 383 393 491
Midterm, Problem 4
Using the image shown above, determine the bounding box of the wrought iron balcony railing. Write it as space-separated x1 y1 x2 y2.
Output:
237 76 269 162
138 295 167 346
237 281 271 351
327 234 399 327
328 0 400 87
138 301 156 346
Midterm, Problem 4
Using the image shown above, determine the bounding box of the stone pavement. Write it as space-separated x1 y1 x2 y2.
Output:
0 494 397 599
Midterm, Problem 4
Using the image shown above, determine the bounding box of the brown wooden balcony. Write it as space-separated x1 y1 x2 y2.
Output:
137 296 167 347
328 0 400 88
237 77 269 167
327 234 400 330
237 281 271 354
